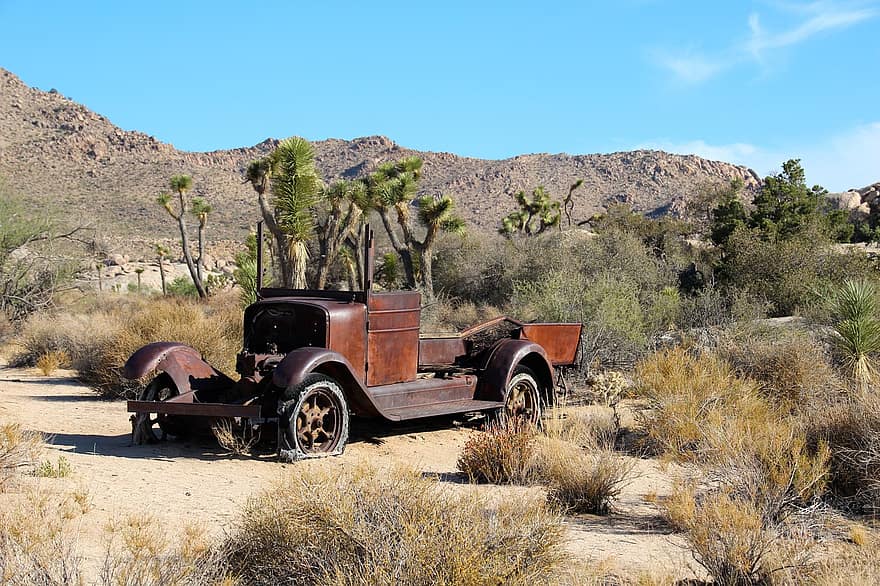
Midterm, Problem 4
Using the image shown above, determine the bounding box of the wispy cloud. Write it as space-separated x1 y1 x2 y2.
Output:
639 121 880 191
654 1 876 83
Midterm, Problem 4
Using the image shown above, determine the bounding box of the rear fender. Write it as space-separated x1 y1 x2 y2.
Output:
272 347 382 417
123 342 234 395
476 339 555 404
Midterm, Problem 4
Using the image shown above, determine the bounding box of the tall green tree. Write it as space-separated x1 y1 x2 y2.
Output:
315 179 369 290
749 159 825 241
156 174 207 298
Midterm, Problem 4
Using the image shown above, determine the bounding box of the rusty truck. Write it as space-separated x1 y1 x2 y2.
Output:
124 226 582 460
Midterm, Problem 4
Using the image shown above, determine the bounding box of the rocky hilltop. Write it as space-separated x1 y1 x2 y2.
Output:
0 67 762 250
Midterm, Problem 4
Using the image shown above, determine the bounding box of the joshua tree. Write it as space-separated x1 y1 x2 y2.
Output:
156 174 206 298
270 137 323 289
562 179 585 227
134 267 144 293
499 186 561 237
190 196 212 283
315 179 369 290
245 156 291 287
366 157 464 300
155 243 169 296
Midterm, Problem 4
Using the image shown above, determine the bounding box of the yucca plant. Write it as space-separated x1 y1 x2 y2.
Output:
830 279 880 390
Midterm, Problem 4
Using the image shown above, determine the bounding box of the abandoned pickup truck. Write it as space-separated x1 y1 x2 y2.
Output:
124 226 582 460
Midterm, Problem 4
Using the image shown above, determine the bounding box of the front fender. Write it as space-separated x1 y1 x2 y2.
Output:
272 347 382 418
123 342 234 395
476 339 555 404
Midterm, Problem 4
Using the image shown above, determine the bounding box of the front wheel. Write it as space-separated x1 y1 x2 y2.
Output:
278 374 350 461
499 366 543 426
131 374 188 444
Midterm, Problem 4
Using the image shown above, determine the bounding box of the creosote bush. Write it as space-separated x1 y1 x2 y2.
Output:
223 465 566 586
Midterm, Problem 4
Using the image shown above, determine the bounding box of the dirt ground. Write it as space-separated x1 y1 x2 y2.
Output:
0 358 700 583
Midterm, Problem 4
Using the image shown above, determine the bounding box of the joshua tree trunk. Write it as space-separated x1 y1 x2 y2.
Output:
378 208 416 289
158 258 167 295
176 192 207 298
196 223 205 284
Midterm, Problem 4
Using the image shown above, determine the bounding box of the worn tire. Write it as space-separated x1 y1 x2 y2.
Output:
497 365 543 426
278 374 350 461
132 374 189 443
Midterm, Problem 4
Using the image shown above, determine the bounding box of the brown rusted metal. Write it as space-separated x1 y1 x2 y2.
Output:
519 323 583 366
418 337 467 367
127 401 262 418
366 291 420 386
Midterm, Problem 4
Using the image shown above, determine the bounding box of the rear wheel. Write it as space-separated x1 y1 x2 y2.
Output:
500 366 543 426
131 374 189 444
278 374 350 460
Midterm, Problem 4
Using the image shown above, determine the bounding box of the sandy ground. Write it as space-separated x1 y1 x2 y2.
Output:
0 360 699 582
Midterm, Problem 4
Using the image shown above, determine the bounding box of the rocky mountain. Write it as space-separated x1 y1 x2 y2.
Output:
0 67 762 253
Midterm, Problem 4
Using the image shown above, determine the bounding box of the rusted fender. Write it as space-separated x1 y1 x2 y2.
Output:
475 339 555 404
272 347 383 418
123 342 234 395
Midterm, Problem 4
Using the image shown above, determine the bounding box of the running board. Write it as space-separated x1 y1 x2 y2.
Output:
127 400 262 419
383 399 503 421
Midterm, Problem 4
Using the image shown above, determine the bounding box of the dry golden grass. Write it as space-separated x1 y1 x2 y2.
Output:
35 349 70 376
210 419 256 456
0 489 85 585
223 464 566 586
0 422 42 491
100 514 230 586
16 292 243 398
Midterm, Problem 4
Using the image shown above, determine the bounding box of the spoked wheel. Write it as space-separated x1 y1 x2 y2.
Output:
131 374 188 444
278 374 350 461
500 366 543 426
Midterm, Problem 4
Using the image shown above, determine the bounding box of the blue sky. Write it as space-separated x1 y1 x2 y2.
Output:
1 0 877 191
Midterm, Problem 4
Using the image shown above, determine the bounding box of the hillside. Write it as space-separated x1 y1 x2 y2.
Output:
0 67 762 252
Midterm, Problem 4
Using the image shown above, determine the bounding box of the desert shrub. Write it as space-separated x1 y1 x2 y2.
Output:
677 286 770 329
420 295 501 334
720 226 875 317
457 419 539 484
636 348 830 520
223 465 565 586
0 423 42 490
665 485 812 586
100 515 228 586
35 349 70 376
211 419 256 456
166 275 198 297
809 394 880 512
16 293 243 398
826 279 880 389
535 437 634 515
32 456 73 479
718 327 843 411
811 538 880 585
0 490 86 585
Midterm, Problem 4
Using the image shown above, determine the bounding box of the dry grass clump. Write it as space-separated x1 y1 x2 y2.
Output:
100 515 230 586
35 349 70 376
458 413 635 515
809 393 880 511
457 419 539 484
223 465 565 586
211 419 256 456
665 484 814 586
0 423 42 490
0 490 86 585
718 328 843 411
16 293 243 398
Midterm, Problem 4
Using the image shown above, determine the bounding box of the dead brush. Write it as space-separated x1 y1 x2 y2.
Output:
0 489 85 585
535 436 635 515
664 484 804 586
718 328 844 412
0 422 43 491
223 464 566 586
100 514 229 586
35 349 70 376
457 418 539 484
211 418 256 456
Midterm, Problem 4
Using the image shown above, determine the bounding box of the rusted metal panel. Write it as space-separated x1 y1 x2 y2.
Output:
520 323 583 366
123 342 234 395
326 302 367 382
475 339 554 403
367 292 420 386
418 337 467 367
127 401 262 418
369 375 477 411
